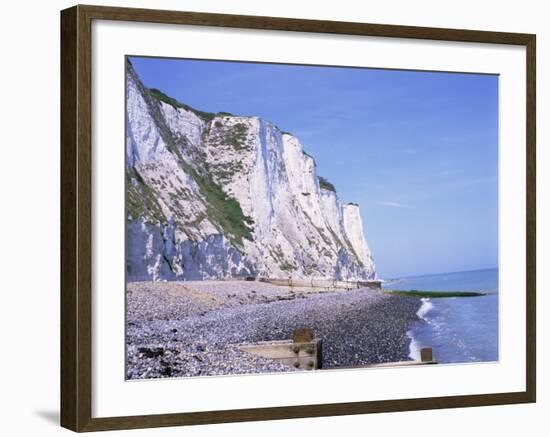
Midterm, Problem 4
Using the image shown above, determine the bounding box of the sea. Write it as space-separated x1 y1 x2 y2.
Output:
382 268 499 364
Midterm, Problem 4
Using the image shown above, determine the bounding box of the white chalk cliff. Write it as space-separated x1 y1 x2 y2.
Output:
125 60 376 281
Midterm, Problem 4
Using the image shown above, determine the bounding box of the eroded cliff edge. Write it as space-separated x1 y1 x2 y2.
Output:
125 60 376 281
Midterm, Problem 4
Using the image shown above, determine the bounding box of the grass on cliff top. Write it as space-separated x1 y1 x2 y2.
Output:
148 87 233 122
318 176 336 192
137 82 253 247
385 290 486 298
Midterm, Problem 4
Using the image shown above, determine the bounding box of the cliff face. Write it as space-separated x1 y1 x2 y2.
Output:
125 61 376 281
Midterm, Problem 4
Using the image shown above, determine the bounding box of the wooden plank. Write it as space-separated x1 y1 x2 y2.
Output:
278 357 317 370
239 339 321 370
60 6 78 431
327 359 438 370
325 347 437 370
240 340 320 359
362 360 437 368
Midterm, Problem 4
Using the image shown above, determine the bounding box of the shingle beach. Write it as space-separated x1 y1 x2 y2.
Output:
126 281 421 379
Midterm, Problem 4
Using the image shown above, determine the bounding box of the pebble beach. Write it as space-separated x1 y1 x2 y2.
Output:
126 280 422 379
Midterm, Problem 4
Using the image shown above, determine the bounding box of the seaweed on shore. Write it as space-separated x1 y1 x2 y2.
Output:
385 290 486 298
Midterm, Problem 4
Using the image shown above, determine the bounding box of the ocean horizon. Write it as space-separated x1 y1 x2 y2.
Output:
382 267 499 364
384 266 498 284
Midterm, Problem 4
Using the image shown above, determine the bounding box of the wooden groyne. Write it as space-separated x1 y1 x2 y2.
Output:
239 329 436 371
239 329 322 370
258 277 382 290
170 276 382 289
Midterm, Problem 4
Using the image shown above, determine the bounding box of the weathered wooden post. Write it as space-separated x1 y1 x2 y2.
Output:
420 347 434 363
239 328 323 370
291 328 322 369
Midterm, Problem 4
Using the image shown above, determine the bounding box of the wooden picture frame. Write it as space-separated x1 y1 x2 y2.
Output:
60 4 536 432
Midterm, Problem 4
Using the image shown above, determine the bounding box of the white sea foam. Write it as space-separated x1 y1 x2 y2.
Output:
407 330 421 361
417 297 433 320
407 298 433 360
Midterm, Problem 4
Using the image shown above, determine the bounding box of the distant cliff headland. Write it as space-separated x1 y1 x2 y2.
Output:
126 59 376 282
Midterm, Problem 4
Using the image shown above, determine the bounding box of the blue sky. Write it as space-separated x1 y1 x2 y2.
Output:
130 56 499 278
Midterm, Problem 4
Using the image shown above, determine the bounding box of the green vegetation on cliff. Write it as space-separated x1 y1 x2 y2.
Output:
318 176 336 192
126 61 253 247
149 87 233 123
181 161 254 246
126 168 166 224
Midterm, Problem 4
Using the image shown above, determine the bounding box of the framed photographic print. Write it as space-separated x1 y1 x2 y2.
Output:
60 4 536 432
